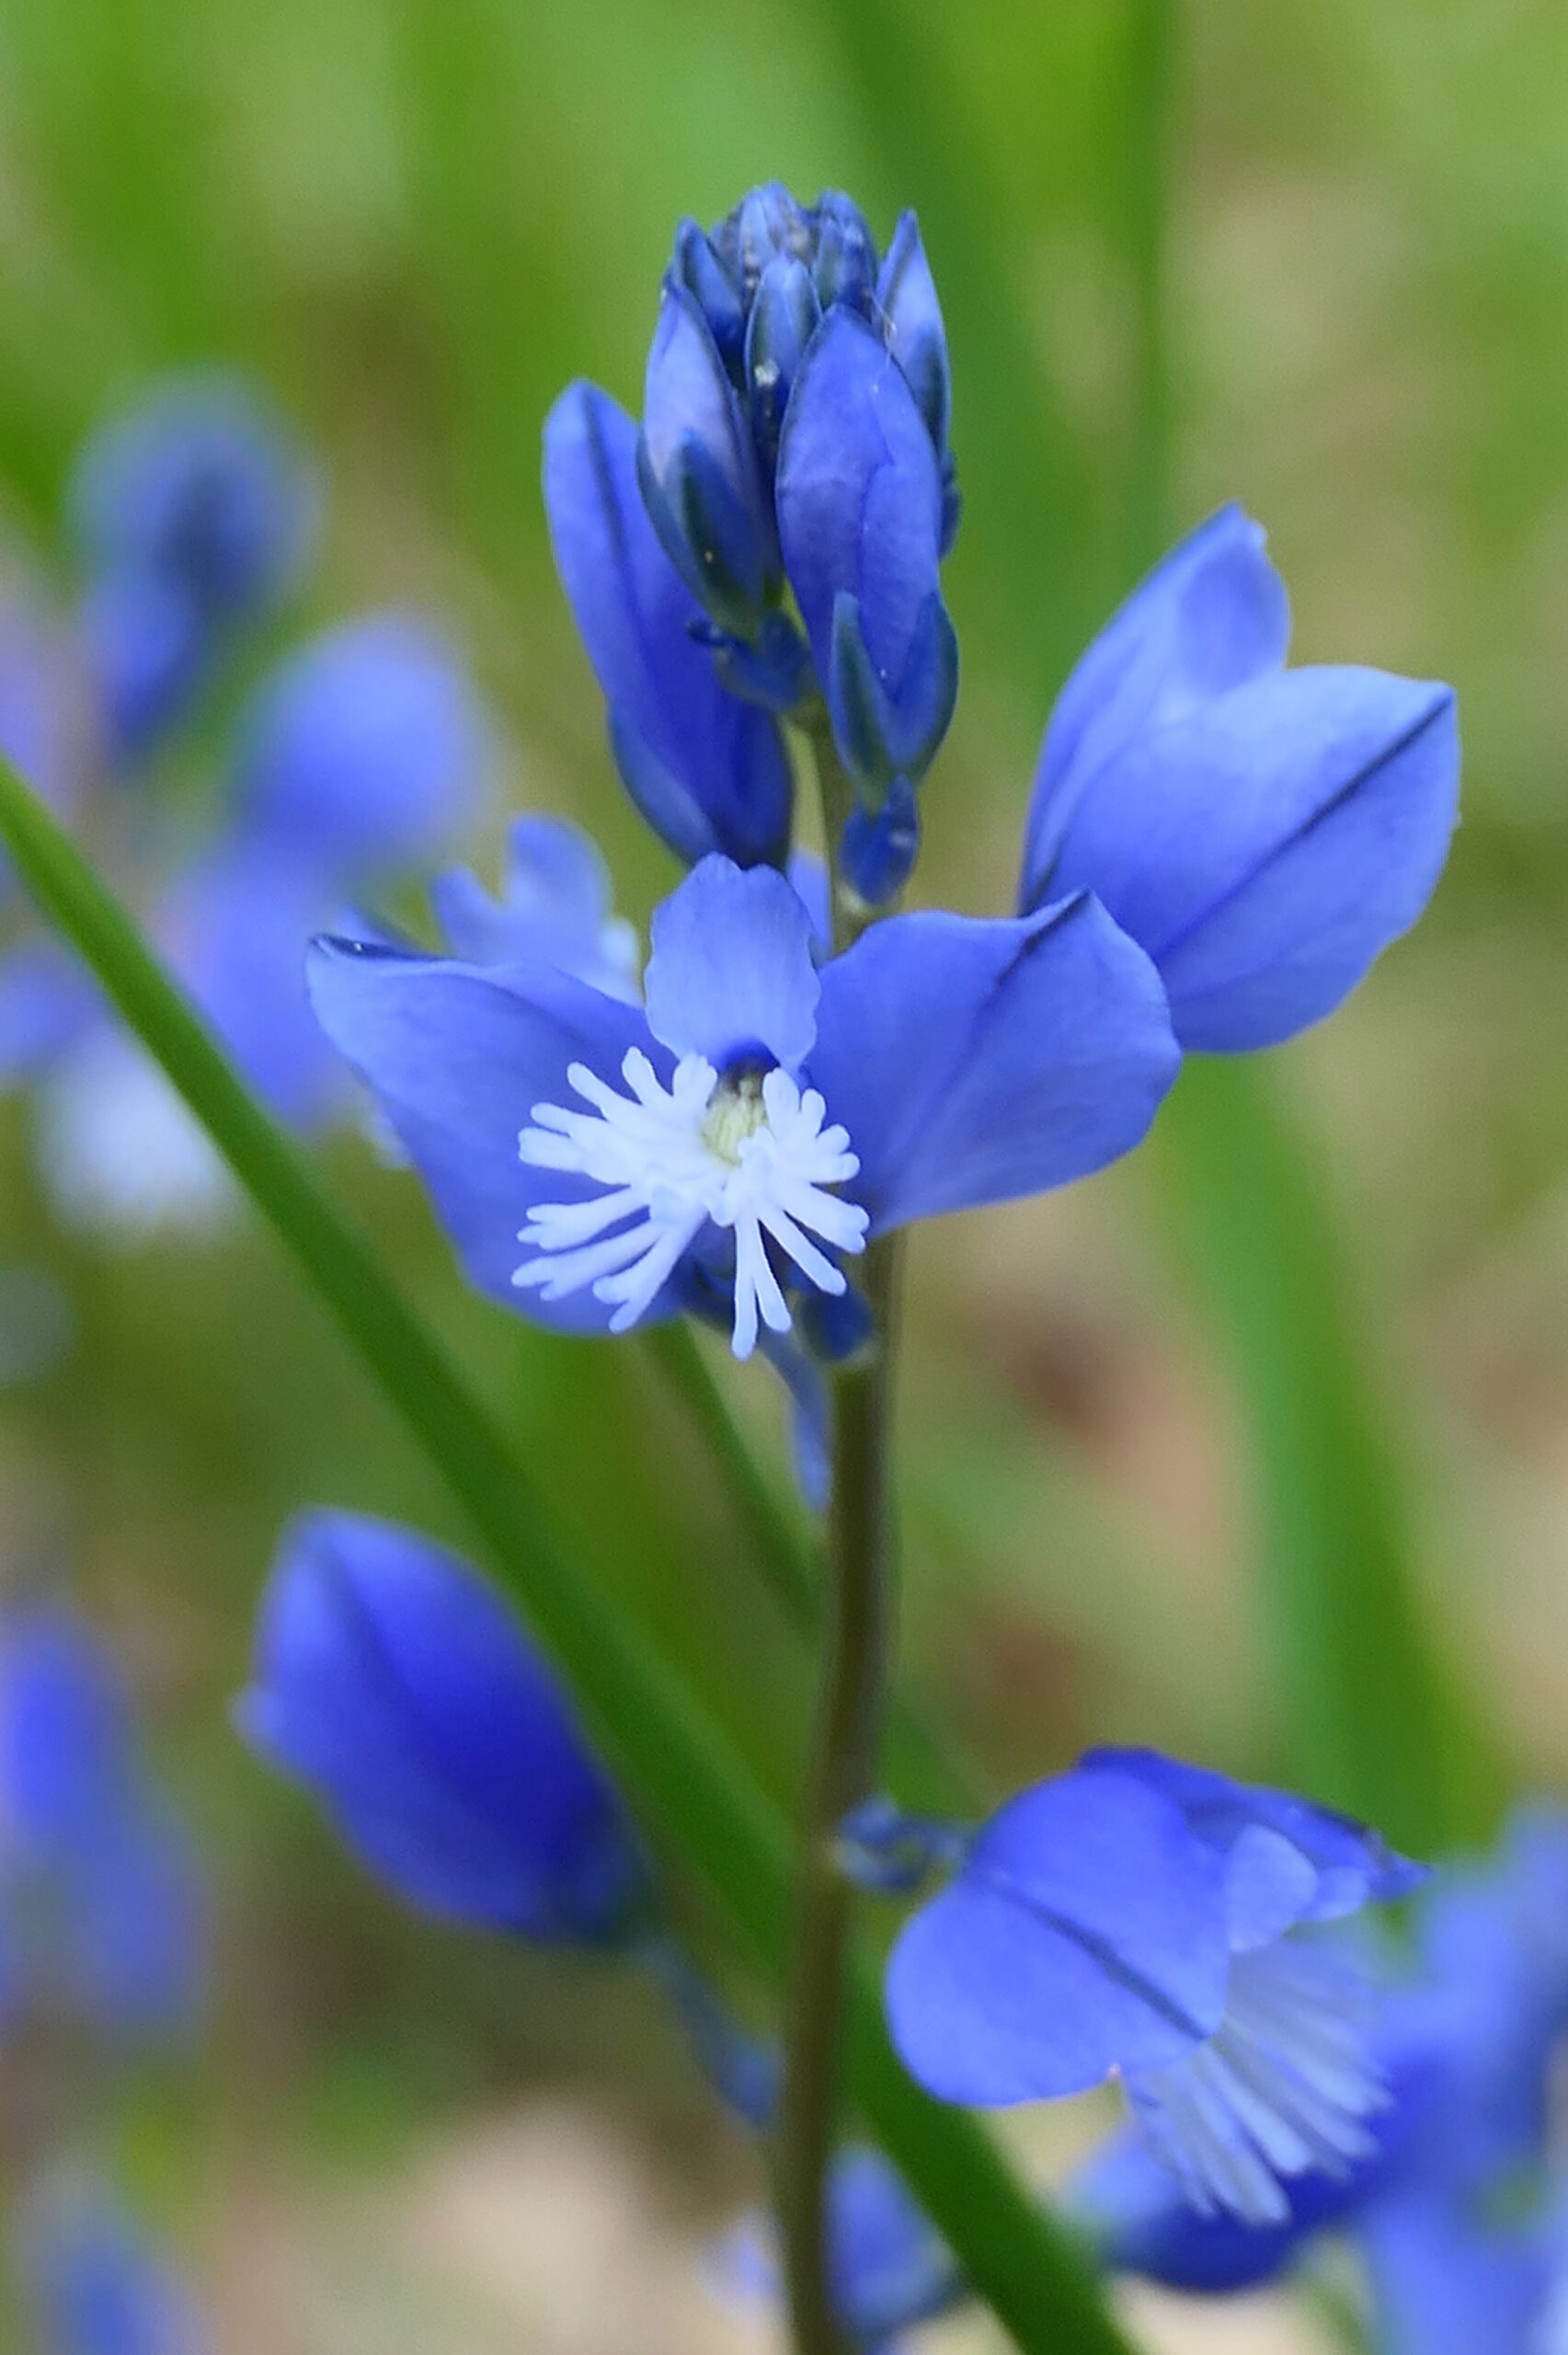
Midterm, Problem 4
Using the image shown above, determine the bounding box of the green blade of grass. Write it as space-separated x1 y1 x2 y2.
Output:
0 754 1133 2355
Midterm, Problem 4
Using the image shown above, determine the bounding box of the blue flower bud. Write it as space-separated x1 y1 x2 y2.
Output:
670 217 746 378
637 283 776 640
239 1511 655 1947
722 182 812 307
841 772 921 909
810 190 879 316
744 256 821 477
876 211 956 557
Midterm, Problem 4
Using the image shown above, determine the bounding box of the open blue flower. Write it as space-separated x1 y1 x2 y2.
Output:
884 1747 1421 2226
307 850 1177 1359
238 1510 653 1947
1018 505 1459 1051
1067 1806 1568 2346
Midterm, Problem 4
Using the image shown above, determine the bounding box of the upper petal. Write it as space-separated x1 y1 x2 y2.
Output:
429 814 640 1001
1023 504 1290 902
306 937 670 1331
884 1767 1230 2106
810 893 1179 1234
643 856 818 1069
544 382 792 867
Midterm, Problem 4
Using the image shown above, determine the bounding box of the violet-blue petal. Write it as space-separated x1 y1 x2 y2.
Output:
775 309 954 783
884 1767 1229 2105
77 572 210 764
1081 1747 1426 1918
239 1511 650 1943
1359 2191 1551 2355
810 894 1178 1235
0 942 101 1086
233 614 489 877
1041 666 1459 1051
1022 504 1290 899
874 211 951 463
430 815 640 999
306 937 669 1331
715 2146 960 2350
637 281 775 633
644 855 818 1069
64 1801 205 2037
544 382 791 868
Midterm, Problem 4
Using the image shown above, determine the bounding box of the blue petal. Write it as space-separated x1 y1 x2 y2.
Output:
1022 504 1290 902
0 943 101 1086
65 1801 204 2037
544 382 792 867
1081 1748 1426 1921
1065 2125 1368 2293
233 614 489 878
239 1511 650 1942
17 2176 208 2355
78 572 210 764
776 310 954 786
643 856 818 1069
429 815 640 1001
810 894 1178 1235
1039 666 1459 1051
306 936 670 1331
874 211 951 461
884 1766 1230 2105
1360 2191 1551 2355
637 281 775 633
713 2146 960 2349
0 1611 135 1850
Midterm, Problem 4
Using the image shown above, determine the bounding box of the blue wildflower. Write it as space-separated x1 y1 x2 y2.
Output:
884 1746 1422 2226
0 1608 202 2039
307 849 1177 1359
237 1510 654 1947
429 816 640 1001
715 2145 962 2352
1018 504 1460 1051
69 376 315 763
546 186 956 898
17 2172 206 2355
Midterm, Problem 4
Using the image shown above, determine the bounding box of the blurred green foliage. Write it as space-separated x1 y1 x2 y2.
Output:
1 0 1567 2343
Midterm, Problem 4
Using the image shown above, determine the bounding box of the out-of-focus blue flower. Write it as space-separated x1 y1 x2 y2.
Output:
0 1609 202 2039
17 2172 206 2355
1018 505 1460 1051
238 1511 654 1947
1069 1806 1568 2348
69 377 315 762
884 1746 1420 2226
230 614 488 878
0 593 91 822
715 2146 962 2353
547 185 957 901
429 816 640 1000
308 850 1177 1360
544 381 794 871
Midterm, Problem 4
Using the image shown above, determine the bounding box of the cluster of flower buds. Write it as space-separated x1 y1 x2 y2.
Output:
547 183 959 905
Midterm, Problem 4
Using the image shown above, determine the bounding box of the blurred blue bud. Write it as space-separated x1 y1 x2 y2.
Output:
239 1511 655 1947
637 283 777 640
232 614 489 878
715 2145 961 2350
70 376 316 760
17 2175 206 2355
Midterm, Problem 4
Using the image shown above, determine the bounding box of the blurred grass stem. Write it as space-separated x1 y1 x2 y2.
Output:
778 1232 901 2355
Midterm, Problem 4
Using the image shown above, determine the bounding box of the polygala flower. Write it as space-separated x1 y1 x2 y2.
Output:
307 852 1178 1360
1019 504 1460 1051
545 184 958 902
238 1511 654 1947
884 1748 1423 2227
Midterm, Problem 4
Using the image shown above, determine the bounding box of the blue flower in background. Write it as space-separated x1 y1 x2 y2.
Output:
0 1607 202 2039
547 184 957 902
238 1510 655 1947
308 849 1177 1358
1019 504 1460 1051
715 2145 962 2352
17 2172 206 2355
69 376 315 764
885 1746 1421 2226
1065 1806 1568 2349
429 814 640 1000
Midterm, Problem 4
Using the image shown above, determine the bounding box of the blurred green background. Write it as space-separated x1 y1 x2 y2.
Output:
1 0 1565 2347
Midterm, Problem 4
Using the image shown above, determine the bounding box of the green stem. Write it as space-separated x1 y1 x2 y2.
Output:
0 754 1137 2355
777 1234 901 2355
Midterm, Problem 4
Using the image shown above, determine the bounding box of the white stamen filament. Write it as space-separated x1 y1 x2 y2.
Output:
512 1049 868 1358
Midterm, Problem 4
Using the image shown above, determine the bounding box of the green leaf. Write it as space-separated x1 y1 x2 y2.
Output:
0 754 1134 2355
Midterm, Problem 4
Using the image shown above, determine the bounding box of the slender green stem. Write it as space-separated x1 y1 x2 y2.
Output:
777 1235 901 2355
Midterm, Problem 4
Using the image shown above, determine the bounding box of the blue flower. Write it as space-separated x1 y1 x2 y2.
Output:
715 2145 962 2352
1018 504 1459 1051
429 814 641 999
1066 1806 1568 2347
547 186 957 900
17 2173 206 2355
237 1510 654 1946
68 376 315 763
307 849 1177 1358
884 1746 1421 2225
0 1608 203 2039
